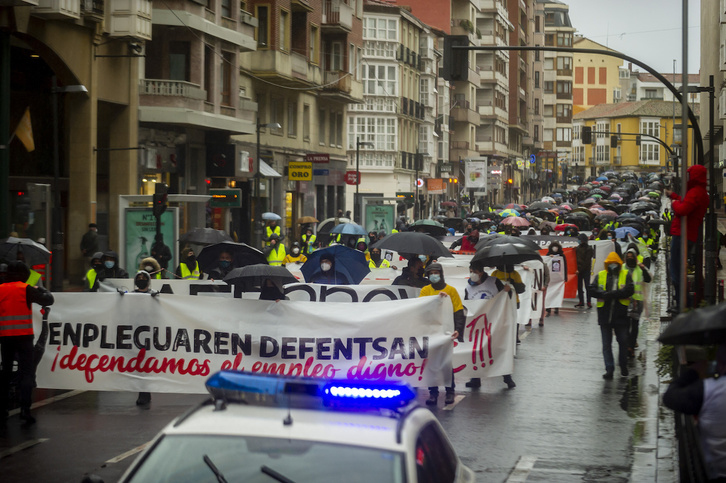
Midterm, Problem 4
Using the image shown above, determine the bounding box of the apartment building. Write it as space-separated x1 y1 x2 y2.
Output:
347 2 441 219
0 2 151 284
538 0 574 184
140 0 258 241
617 67 699 105
239 0 365 241
572 36 622 114
528 0 545 195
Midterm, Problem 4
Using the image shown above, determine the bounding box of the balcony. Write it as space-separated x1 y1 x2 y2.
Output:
639 159 662 166
108 0 152 41
249 50 315 88
556 92 572 100
33 0 81 19
320 71 363 103
322 0 353 33
139 79 256 134
450 141 478 159
613 156 622 165
291 52 308 79
81 0 103 21
451 105 481 126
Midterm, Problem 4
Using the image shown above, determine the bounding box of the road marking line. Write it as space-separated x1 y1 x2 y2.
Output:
8 389 86 417
0 438 49 459
506 455 537 482
106 441 152 464
442 394 465 411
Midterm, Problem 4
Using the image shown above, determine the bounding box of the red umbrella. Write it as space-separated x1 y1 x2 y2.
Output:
504 203 524 210
440 201 457 208
500 216 531 227
555 223 578 231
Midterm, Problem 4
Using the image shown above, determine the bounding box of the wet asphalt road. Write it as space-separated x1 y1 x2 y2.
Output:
0 303 646 483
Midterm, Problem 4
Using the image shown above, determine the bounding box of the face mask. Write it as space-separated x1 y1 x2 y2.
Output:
144 265 154 272
608 264 618 272
358 245 366 251
187 255 196 264
626 259 637 268
551 247 559 253
93 263 102 271
104 261 115 269
607 236 613 240
321 262 332 272
643 235 648 239
371 252 381 261
429 274 441 284
136 279 149 290
419 255 427 263
469 272 481 283
219 260 231 269
292 248 300 255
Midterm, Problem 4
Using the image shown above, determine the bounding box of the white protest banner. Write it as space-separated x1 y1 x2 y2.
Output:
544 255 565 309
35 294 454 392
98 278 235 296
453 291 517 378
284 283 421 302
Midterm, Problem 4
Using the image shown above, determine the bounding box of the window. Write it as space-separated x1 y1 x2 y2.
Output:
256 6 269 47
556 56 572 74
220 51 233 106
534 125 540 142
303 104 310 141
420 78 430 106
329 110 336 146
356 47 362 80
573 124 580 140
534 71 540 89
640 119 659 137
619 69 630 79
544 128 553 142
363 64 397 96
310 26 319 63
287 101 297 137
221 0 231 18
349 44 355 74
204 45 213 102
270 97 283 134
545 33 555 46
280 9 289 51
556 127 572 142
644 88 659 99
534 99 539 115
596 144 610 162
557 32 572 46
331 42 343 71
543 105 553 117
348 116 397 151
640 143 659 162
318 109 326 145
336 112 344 147
363 17 397 40
544 81 554 94
544 58 554 70
556 104 571 120
169 42 190 81
596 121 608 139
415 423 458 483
535 15 541 32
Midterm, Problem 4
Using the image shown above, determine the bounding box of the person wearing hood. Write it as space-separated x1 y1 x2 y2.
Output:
419 263 465 405
574 234 595 309
150 233 172 279
207 250 235 281
84 252 105 292
309 255 350 285
665 164 709 312
588 253 634 380
369 247 394 269
545 241 567 316
392 256 429 288
464 262 516 389
175 247 202 280
139 256 162 279
264 234 287 266
355 238 370 261
99 250 128 280
623 246 651 358
301 227 317 254
282 242 307 266
0 261 54 424
133 270 158 406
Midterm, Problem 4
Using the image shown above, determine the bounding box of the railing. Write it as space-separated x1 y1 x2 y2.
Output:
451 141 470 150
556 92 573 100
453 100 470 109
81 0 104 16
291 52 308 76
140 79 207 100
323 71 352 93
323 0 353 30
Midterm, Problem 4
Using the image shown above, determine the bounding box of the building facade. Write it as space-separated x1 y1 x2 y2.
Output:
572 36 622 114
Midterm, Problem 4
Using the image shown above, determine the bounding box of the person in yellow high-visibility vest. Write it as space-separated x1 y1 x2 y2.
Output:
623 247 651 359
301 227 317 254
84 252 104 292
264 221 282 247
588 252 634 380
265 235 286 266
174 247 203 280
140 257 163 279
368 247 396 269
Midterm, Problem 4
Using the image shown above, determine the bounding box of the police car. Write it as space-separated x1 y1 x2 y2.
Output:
118 371 474 482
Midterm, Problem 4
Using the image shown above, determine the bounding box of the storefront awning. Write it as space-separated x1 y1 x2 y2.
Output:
260 160 282 178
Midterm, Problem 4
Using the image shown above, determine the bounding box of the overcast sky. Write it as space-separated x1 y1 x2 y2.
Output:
566 0 701 74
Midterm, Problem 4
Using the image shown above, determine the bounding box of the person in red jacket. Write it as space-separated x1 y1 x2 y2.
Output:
665 164 709 312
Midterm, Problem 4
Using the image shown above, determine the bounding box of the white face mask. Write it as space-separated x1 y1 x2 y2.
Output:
469 272 481 283
552 246 559 253
321 262 332 272
429 274 441 284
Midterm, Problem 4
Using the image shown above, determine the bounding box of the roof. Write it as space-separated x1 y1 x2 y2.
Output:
573 100 701 120
573 36 621 53
634 72 701 84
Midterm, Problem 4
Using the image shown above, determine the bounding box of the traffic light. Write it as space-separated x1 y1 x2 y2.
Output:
581 126 592 144
153 183 169 218
442 35 469 81
507 178 513 185
610 135 618 148
636 135 641 146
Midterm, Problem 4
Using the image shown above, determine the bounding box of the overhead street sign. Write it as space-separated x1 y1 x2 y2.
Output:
288 161 313 181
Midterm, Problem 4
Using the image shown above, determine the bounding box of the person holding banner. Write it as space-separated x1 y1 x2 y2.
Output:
175 247 203 280
464 262 516 390
133 271 158 406
139 257 162 280
207 250 235 281
392 256 429 288
589 253 634 380
99 250 128 280
0 261 54 424
368 247 394 269
419 263 465 406
282 243 307 266
545 241 567 317
83 252 104 292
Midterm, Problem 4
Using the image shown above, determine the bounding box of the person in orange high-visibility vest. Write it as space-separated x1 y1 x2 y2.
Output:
0 261 54 424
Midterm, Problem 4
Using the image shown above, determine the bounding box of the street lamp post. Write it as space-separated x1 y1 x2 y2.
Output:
355 137 374 223
254 118 281 249
51 76 87 292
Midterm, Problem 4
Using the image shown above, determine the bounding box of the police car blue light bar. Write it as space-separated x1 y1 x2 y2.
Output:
322 381 416 407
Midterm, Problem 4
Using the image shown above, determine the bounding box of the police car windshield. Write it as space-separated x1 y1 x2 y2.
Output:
126 434 406 483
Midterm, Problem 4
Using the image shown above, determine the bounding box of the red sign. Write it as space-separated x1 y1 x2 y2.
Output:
345 171 360 185
306 153 330 163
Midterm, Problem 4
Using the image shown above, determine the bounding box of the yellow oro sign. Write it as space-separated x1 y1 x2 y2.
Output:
288 161 313 181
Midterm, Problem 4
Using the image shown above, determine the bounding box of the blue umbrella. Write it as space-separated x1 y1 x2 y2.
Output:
615 226 640 238
300 245 370 285
596 176 608 181
330 222 367 236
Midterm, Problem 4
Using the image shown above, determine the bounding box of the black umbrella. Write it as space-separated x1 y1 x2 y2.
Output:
223 264 298 291
528 201 556 211
179 227 233 246
595 213 618 222
0 237 51 266
197 241 267 273
409 219 448 237
658 303 726 345
630 201 657 213
475 234 540 252
616 213 639 222
472 242 543 269
374 232 454 259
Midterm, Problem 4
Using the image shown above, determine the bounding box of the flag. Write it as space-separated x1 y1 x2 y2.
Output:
13 107 35 152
